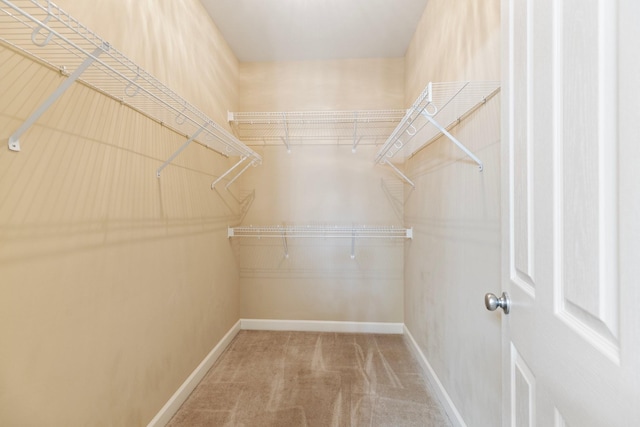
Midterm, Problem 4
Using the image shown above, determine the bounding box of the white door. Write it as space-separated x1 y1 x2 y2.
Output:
499 0 640 426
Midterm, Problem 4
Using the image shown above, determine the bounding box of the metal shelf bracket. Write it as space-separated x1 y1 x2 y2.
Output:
351 231 356 259
225 159 256 190
381 159 416 188
281 112 291 153
1 0 261 176
374 81 500 177
8 43 107 151
211 156 247 189
420 111 484 171
351 112 360 153
282 229 289 259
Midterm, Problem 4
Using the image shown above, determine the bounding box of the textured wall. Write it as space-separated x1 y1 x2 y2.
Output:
0 1 241 425
402 0 502 425
237 59 406 322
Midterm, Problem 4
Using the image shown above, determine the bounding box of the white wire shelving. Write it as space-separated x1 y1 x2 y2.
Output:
375 81 500 187
228 224 412 259
228 224 412 239
227 82 499 187
228 110 406 152
0 0 261 186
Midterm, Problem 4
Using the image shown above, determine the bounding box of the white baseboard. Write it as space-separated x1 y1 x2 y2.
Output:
147 320 241 427
404 325 467 427
241 318 404 334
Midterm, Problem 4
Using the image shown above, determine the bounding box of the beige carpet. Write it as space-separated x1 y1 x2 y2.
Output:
168 330 452 426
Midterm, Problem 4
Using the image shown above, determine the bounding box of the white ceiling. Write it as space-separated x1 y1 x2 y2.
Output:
199 0 430 62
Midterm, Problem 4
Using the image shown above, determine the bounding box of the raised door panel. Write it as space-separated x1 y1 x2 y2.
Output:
551 0 620 363
510 0 535 295
511 344 535 427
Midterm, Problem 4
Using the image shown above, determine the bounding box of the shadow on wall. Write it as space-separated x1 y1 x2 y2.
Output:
54 0 239 125
217 188 256 226
0 3 246 424
381 177 416 217
235 238 405 280
0 48 243 266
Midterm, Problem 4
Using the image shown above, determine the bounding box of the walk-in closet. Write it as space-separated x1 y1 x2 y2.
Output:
1 0 639 426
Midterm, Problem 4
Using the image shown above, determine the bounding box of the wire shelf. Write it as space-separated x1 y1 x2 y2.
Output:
228 110 406 147
0 0 261 164
375 81 500 164
228 224 413 239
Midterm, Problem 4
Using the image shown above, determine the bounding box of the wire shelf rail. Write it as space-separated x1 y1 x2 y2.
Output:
0 0 261 179
375 81 500 179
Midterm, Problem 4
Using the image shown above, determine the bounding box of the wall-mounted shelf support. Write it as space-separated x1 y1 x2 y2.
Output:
281 230 289 259
156 123 208 178
381 159 416 188
352 136 362 154
351 231 356 259
211 156 247 189
374 81 500 182
420 111 483 171
8 43 106 151
225 158 257 190
281 112 291 153
351 112 360 153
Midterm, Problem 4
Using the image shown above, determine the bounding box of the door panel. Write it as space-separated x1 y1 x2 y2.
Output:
502 0 640 425
511 0 535 293
552 0 620 358
511 344 535 427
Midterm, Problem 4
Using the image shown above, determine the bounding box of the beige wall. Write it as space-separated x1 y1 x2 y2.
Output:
237 59 406 321
403 0 502 424
1 0 502 424
239 58 404 111
405 0 500 103
0 1 241 425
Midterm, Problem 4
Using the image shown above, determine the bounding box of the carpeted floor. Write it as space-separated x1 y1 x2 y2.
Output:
167 330 452 426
